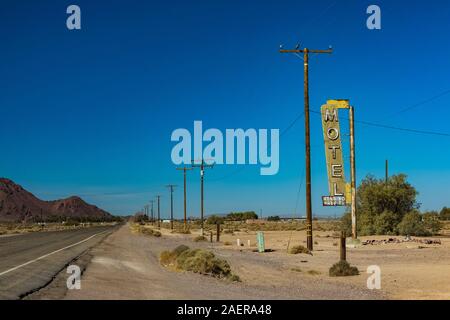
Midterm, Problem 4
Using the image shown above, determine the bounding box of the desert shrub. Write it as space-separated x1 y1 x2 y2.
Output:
373 210 397 235
206 215 225 225
288 245 311 255
177 249 231 277
422 211 442 234
229 274 241 282
307 270 321 276
172 228 191 234
152 230 162 237
440 207 450 221
398 211 430 236
134 225 162 237
173 245 190 256
193 235 207 242
159 246 239 280
226 211 258 221
342 174 419 236
223 229 234 234
329 260 359 277
223 241 232 246
160 250 177 266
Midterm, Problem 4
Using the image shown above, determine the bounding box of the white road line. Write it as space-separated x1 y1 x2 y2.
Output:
0 229 110 277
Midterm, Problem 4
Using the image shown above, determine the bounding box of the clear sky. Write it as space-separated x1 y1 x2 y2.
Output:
1 0 449 218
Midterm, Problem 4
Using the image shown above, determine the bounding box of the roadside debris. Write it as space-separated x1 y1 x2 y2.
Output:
362 237 441 246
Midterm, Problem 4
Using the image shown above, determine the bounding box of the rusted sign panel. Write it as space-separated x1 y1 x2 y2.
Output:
321 103 346 198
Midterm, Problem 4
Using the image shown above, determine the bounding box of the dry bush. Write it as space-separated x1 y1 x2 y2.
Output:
223 241 232 246
159 245 240 281
329 260 359 277
172 228 191 234
307 270 321 276
193 235 207 242
290 267 302 273
152 230 162 237
288 245 311 255
132 224 162 238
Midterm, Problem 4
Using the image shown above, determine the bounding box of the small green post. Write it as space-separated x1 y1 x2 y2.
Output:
257 232 265 253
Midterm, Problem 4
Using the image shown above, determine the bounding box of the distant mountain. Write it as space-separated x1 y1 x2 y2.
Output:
0 178 112 222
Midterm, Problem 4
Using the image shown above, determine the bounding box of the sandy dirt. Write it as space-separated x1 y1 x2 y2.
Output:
216 229 450 300
62 224 383 300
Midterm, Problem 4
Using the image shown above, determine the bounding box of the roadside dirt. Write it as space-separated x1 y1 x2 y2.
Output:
58 224 383 300
215 229 450 300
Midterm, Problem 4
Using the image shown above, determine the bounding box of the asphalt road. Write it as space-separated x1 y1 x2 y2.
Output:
0 226 117 299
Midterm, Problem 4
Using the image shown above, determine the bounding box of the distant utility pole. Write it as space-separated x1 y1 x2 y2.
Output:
149 200 155 224
166 185 177 230
192 159 214 236
144 205 148 220
156 195 161 229
280 44 333 251
177 167 193 230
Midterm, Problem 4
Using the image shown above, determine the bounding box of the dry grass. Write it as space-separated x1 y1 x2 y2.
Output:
0 222 115 235
165 220 341 234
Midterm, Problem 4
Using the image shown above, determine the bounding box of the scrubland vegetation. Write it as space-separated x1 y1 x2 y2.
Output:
160 245 240 281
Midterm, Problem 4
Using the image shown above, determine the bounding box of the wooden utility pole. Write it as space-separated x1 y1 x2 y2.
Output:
156 195 161 229
149 200 155 224
177 167 193 230
349 106 357 239
166 185 177 230
144 205 149 220
192 160 214 236
280 45 333 251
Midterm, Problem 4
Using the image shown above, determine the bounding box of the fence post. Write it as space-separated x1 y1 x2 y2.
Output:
340 231 347 261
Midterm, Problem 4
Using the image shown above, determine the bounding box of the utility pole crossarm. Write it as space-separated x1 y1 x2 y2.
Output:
279 49 333 54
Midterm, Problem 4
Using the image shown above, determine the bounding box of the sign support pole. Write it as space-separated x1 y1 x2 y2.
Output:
349 106 357 239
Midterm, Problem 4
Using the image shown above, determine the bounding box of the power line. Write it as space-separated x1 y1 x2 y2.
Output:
310 110 450 137
383 88 450 120
280 112 304 137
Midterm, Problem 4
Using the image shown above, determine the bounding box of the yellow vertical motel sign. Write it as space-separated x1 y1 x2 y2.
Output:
321 100 348 206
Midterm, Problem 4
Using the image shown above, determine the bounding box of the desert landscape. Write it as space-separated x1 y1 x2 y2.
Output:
14 219 446 300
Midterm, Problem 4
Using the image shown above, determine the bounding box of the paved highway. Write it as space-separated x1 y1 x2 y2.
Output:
0 226 117 299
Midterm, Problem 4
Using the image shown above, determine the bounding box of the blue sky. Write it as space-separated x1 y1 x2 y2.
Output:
1 0 449 217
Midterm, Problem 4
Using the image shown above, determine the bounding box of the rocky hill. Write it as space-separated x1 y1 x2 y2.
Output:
0 178 112 222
